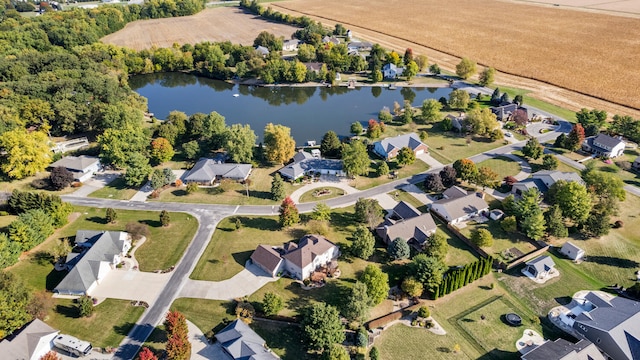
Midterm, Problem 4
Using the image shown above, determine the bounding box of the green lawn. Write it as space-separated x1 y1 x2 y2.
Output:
299 186 346 203
387 189 427 212
153 165 295 205
583 150 640 187
423 123 505 164
351 156 430 190
491 85 577 121
375 324 475 360
458 220 536 263
477 156 521 179
252 320 308 360
171 298 235 334
88 176 139 200
46 298 144 349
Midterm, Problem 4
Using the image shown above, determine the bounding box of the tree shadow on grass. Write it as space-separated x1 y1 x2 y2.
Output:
113 322 137 336
56 304 80 319
87 216 108 225
284 281 347 314
287 228 306 240
244 190 273 200
231 250 253 267
329 211 357 231
238 217 279 231
33 251 54 266
586 256 639 269
171 189 188 197
141 219 162 228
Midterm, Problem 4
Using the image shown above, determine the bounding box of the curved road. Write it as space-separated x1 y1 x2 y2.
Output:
60 117 573 360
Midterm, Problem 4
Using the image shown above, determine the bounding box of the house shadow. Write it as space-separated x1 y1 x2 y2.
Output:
87 216 108 225
231 250 253 267
476 349 518 360
586 255 639 269
286 228 306 240
33 251 54 266
113 322 137 336
554 296 572 306
46 269 67 291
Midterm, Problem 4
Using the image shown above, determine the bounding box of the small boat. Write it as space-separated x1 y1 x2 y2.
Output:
388 84 397 90
233 94 239 97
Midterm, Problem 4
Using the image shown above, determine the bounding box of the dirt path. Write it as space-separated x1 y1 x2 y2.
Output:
271 2 640 119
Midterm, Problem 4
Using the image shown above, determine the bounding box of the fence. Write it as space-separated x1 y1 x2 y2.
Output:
505 245 550 270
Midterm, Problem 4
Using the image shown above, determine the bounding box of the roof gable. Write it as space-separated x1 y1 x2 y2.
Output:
215 319 279 359
49 155 99 172
376 133 426 154
282 234 337 269
432 193 488 221
0 319 58 360
250 245 283 274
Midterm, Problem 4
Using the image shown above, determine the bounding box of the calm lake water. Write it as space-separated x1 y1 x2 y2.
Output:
130 72 452 144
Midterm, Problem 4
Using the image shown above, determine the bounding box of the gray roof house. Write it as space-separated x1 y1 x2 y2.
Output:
568 292 640 360
442 185 468 200
184 158 252 185
512 170 584 195
255 45 269 57
372 133 429 160
389 201 421 220
347 41 372 52
523 256 556 279
215 319 279 360
490 103 527 121
49 155 101 183
54 231 131 296
278 151 344 180
521 338 605 360
559 242 585 261
445 114 467 132
382 63 404 79
430 192 489 225
376 213 437 250
582 134 626 158
0 319 59 360
633 156 640 170
282 39 299 51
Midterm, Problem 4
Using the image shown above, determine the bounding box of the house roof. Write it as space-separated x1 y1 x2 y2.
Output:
521 338 604 360
533 170 584 185
303 62 323 72
432 193 488 221
255 46 269 55
525 256 555 274
573 292 640 360
375 133 426 155
54 231 129 295
391 201 421 220
282 234 337 270
278 156 343 180
347 41 372 49
49 155 99 172
283 39 299 47
250 245 283 275
513 178 549 193
379 213 437 246
215 319 280 360
382 63 403 72
184 158 252 182
442 185 468 199
560 242 583 255
322 36 340 44
592 134 625 149
74 230 104 246
0 319 58 360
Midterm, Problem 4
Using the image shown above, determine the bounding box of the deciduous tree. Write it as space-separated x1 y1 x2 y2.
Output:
279 197 299 227
311 202 332 221
226 124 256 164
541 154 559 170
424 232 448 261
181 140 201 161
403 60 419 80
440 166 457 188
341 140 369 177
39 351 60 360
264 123 295 164
359 265 389 306
565 124 585 151
0 129 51 179
0 272 31 339
471 228 493 247
124 153 152 187
453 158 478 183
150 137 174 165
376 161 389 177
262 292 284 316
98 125 149 169
164 310 190 360
396 147 416 166
424 173 445 193
421 99 442 123
465 108 499 135
523 137 543 160
324 344 349 360
478 67 495 86
545 205 567 238
521 208 546 240
351 226 375 259
449 89 470 110
50 166 74 190
342 282 370 323
137 347 158 360
354 198 384 229
350 122 363 135
549 181 592 224
456 58 476 79
302 303 345 351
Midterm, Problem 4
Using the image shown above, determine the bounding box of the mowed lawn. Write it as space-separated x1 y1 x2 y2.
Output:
459 220 536 262
423 123 505 164
351 156 430 190
477 156 521 179
299 186 346 203
46 298 144 348
376 324 475 360
88 176 139 200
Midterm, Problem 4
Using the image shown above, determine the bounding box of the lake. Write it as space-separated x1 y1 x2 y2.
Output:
130 72 452 144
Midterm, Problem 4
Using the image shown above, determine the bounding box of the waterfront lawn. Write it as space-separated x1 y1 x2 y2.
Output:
351 156 430 190
458 220 536 262
299 186 346 203
47 298 144 349
423 123 505 164
153 165 295 205
88 176 139 200
477 156 521 179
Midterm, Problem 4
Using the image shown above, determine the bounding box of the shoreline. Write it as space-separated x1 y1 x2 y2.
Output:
235 75 452 89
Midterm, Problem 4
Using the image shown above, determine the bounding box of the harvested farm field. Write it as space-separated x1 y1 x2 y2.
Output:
101 7 298 51
273 0 640 115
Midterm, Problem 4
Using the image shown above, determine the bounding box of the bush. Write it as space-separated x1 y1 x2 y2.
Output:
186 182 199 194
471 228 494 247
417 306 430 318
77 296 94 317
613 220 624 228
369 347 380 360
235 301 255 320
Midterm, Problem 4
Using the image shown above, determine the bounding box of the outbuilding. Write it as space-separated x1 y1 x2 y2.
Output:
559 242 585 261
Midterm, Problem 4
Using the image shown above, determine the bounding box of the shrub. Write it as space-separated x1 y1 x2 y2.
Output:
77 296 94 317
471 228 494 247
186 182 199 194
369 347 380 360
417 306 430 318
307 219 330 236
262 293 283 316
235 301 255 320
613 220 624 228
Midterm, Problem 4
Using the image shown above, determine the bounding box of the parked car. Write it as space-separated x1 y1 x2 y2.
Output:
504 132 512 137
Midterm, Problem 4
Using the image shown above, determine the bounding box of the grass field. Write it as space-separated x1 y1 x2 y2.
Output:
459 220 536 262
88 177 138 200
376 324 475 360
477 156 521 179
273 0 640 113
351 156 430 190
46 298 144 349
422 123 505 164
101 7 298 50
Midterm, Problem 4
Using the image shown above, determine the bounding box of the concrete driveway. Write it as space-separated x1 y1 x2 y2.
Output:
401 183 433 206
68 172 120 197
371 193 399 213
90 270 172 304
416 153 444 169
179 262 278 300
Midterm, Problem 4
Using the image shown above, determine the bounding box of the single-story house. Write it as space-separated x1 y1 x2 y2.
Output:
251 234 340 280
442 185 468 200
48 155 101 183
382 63 404 79
278 151 344 181
373 133 429 160
322 36 340 45
215 319 280 360
445 114 467 132
559 242 585 261
582 134 626 158
430 192 489 225
183 158 252 185
376 213 437 250
490 103 528 121
521 338 605 360
523 256 556 280
0 319 59 360
347 41 372 52
255 45 269 57
633 156 640 170
282 39 299 52
388 201 421 221
511 170 584 195
303 62 323 74
54 231 131 296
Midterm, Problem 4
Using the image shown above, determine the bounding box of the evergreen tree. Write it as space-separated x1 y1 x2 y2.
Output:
160 210 170 227
545 205 567 238
388 237 410 260
105 208 117 224
270 173 286 201
320 131 341 158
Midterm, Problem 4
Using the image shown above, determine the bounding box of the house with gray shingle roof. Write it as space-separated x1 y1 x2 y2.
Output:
582 134 626 158
215 319 280 360
512 170 584 195
430 191 488 225
373 133 428 160
376 201 437 250
490 103 527 121
54 231 130 296
521 338 604 360
382 63 404 79
560 291 640 360
278 151 344 181
255 45 269 57
523 256 556 280
442 185 468 200
389 201 421 221
183 158 252 185
49 155 101 182
0 319 59 360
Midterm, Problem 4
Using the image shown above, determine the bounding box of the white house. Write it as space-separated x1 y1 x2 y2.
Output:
382 63 404 79
559 242 585 261
582 133 626 158
251 234 340 280
278 151 344 181
372 133 428 160
282 39 299 52
430 192 489 225
255 45 269 57
0 319 59 360
54 231 131 296
49 155 101 182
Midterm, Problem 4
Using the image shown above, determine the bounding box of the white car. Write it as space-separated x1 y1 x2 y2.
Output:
504 132 512 137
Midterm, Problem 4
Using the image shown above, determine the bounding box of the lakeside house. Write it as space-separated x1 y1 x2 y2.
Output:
511 170 583 195
372 133 428 160
282 39 299 52
48 155 101 183
382 63 404 79
521 338 604 360
582 133 626 158
445 113 467 132
430 189 489 225
255 45 269 57
250 234 340 280
278 150 344 181
54 231 131 296
376 201 437 250
347 41 372 52
215 319 280 360
0 319 59 360
183 157 252 185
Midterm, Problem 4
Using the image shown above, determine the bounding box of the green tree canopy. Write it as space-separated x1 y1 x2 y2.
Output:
548 180 592 224
0 129 51 179
455 58 476 79
448 89 470 110
342 282 370 323
388 237 410 260
411 254 446 292
302 303 345 351
421 98 442 123
321 130 341 158
396 146 416 166
359 265 390 306
471 228 493 247
270 173 286 201
351 226 375 259
523 137 543 160
264 123 295 164
0 271 32 339
98 124 149 169
479 67 495 86
226 124 256 164
401 276 424 298
341 140 369 177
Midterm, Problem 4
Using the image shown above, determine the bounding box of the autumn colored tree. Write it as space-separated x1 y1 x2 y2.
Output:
39 351 60 360
453 158 478 183
50 167 74 190
512 109 528 127
440 166 457 188
0 129 51 179
478 67 495 86
164 310 190 360
476 166 499 190
138 347 158 360
150 137 175 165
367 119 383 138
503 176 518 186
279 197 300 227
403 48 414 65
264 123 296 164
565 123 586 151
